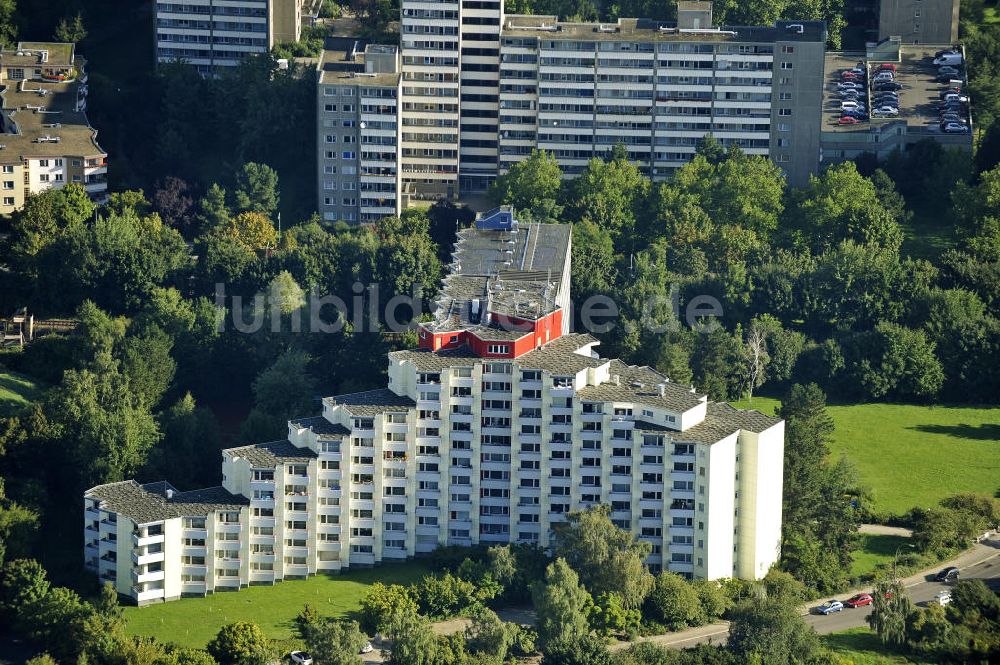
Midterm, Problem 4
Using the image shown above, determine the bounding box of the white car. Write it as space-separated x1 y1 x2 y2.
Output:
941 122 970 133
873 105 899 116
360 642 374 654
872 72 894 83
290 652 314 665
934 591 952 606
841 100 865 111
942 93 969 103
837 82 863 90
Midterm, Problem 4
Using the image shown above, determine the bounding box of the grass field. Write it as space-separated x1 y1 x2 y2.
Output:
124 562 431 649
733 397 1000 515
822 628 933 664
850 533 912 579
0 368 42 417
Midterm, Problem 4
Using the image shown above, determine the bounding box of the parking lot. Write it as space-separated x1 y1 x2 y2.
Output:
822 46 970 134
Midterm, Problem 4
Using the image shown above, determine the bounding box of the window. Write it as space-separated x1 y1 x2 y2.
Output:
781 45 794 54
778 123 791 132
778 108 792 116
3 197 14 206
39 159 49 167
2 165 13 173
487 344 509 355
778 92 792 100
342 151 356 160
780 62 793 70
55 159 64 166
2 181 13 189
39 174 50 183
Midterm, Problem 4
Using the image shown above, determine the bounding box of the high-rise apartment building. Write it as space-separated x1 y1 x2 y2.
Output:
155 0 310 74
877 0 959 45
497 10 826 185
318 39 402 224
320 1 827 219
0 42 108 214
85 207 785 605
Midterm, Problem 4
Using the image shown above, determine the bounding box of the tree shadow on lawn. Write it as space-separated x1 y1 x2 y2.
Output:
908 423 1000 442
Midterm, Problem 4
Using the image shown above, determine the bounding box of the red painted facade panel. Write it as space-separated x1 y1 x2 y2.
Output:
417 307 565 358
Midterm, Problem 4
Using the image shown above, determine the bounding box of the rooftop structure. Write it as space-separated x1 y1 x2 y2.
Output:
417 207 572 356
0 42 108 214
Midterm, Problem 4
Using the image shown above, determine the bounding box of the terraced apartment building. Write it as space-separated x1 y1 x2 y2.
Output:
0 42 108 214
84 208 784 605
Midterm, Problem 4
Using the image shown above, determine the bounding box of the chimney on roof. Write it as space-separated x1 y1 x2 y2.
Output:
165 488 174 500
657 383 666 398
611 374 620 386
677 1 713 30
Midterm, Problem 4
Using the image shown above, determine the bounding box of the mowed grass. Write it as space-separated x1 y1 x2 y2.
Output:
0 368 42 416
733 397 1000 515
849 533 912 579
124 561 431 649
822 628 933 664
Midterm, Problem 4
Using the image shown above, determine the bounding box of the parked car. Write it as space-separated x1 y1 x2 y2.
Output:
873 106 900 116
935 48 961 58
844 112 869 121
874 93 899 101
940 113 966 124
878 63 897 72
837 116 862 125
838 81 864 90
872 72 895 83
939 65 961 77
934 53 964 66
814 600 845 615
935 566 960 582
942 122 970 133
934 591 952 606
360 642 374 654
290 652 314 665
845 593 874 607
841 100 865 111
943 93 970 103
874 82 903 91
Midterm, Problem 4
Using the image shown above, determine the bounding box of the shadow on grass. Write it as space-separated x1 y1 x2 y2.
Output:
823 628 889 654
908 423 1000 441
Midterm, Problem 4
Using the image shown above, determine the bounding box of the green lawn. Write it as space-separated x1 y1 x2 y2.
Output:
124 562 431 649
850 533 912 579
733 398 1000 515
0 368 42 417
822 628 933 664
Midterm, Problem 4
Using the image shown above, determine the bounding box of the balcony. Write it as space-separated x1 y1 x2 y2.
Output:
133 568 165 584
132 550 165 566
133 532 165 547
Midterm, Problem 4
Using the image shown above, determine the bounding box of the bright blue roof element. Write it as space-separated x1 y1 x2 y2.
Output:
476 205 516 231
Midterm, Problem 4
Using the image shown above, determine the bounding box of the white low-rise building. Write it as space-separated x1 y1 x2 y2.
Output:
85 208 784 604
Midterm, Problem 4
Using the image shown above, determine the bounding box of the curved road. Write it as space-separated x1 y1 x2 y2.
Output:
638 536 1000 650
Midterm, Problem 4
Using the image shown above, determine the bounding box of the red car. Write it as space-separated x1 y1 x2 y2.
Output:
845 591 894 607
878 63 897 72
838 116 860 125
845 593 874 607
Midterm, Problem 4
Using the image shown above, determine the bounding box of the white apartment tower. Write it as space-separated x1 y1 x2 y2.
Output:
85 208 785 605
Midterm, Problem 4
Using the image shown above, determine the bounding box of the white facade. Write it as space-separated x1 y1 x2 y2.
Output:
85 217 785 604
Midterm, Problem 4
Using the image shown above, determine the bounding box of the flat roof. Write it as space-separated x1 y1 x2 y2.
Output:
318 38 399 87
502 15 826 44
0 54 105 160
426 220 571 335
2 42 74 68
822 46 972 135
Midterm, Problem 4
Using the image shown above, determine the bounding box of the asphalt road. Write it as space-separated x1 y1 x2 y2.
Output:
655 537 1000 649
